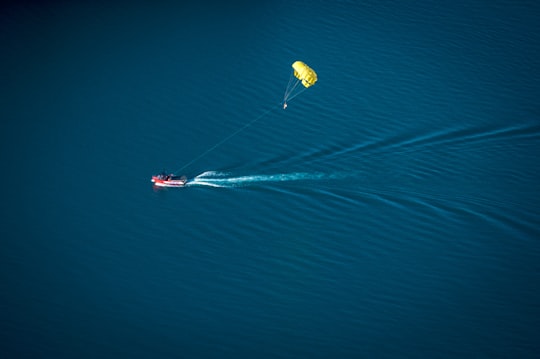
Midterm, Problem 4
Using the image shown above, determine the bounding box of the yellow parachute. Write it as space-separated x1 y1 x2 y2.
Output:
283 60 317 108
292 61 318 88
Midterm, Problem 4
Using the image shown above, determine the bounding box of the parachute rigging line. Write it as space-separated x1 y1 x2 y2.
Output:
283 71 298 103
283 61 317 105
284 86 308 104
175 103 281 173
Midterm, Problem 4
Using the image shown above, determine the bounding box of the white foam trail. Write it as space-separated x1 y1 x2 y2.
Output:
195 171 229 178
186 181 225 188
189 171 327 188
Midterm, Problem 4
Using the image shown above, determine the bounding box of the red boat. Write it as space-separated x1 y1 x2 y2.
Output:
151 173 188 187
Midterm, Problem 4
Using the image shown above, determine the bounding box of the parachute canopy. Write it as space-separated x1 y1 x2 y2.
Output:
292 61 318 88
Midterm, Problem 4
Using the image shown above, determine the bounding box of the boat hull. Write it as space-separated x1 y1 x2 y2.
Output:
151 175 187 187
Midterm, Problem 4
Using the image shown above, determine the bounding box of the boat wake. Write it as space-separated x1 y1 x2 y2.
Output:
186 171 328 188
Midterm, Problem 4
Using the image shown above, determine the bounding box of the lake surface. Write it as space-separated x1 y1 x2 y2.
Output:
2 1 540 358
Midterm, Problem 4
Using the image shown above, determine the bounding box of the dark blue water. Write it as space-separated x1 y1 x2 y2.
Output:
2 1 540 358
